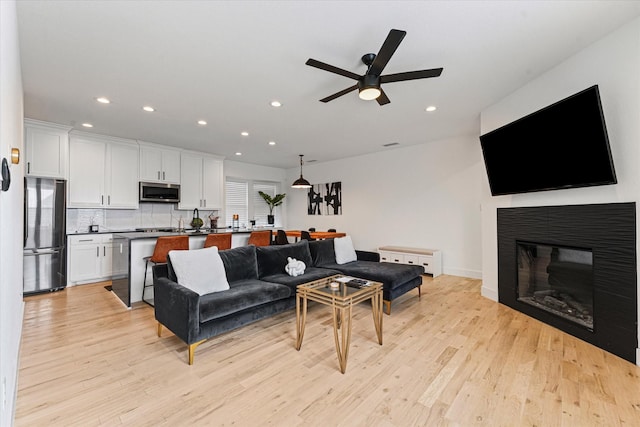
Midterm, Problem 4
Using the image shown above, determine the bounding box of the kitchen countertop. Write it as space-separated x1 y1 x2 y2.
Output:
68 228 272 238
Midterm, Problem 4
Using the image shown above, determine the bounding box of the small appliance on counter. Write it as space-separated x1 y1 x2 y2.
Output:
89 224 99 233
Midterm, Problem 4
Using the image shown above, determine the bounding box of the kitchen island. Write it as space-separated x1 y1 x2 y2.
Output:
111 229 269 307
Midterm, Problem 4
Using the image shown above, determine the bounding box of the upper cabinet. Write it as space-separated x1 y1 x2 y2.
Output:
24 119 72 179
178 151 223 210
68 132 139 209
139 141 180 184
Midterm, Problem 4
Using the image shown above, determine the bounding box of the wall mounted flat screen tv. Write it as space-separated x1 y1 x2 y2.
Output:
479 85 617 196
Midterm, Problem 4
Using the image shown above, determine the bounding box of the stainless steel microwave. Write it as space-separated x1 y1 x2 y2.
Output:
139 182 180 203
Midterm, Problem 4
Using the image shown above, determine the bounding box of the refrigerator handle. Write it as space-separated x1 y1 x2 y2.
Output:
23 184 28 247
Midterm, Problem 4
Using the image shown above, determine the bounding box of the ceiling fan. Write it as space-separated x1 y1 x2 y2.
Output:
305 29 443 106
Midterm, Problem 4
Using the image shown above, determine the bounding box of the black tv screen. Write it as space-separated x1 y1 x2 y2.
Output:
479 85 617 196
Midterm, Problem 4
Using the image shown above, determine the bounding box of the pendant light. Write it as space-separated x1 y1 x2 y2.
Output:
291 154 312 189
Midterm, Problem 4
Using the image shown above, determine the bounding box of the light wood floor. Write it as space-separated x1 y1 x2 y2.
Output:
15 275 640 426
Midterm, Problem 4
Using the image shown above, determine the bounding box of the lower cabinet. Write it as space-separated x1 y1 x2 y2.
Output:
67 234 115 285
378 246 442 277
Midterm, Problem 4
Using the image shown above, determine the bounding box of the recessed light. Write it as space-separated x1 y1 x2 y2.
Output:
197 120 207 125
425 106 437 112
241 131 249 136
268 141 276 146
82 123 93 128
142 106 155 112
96 97 110 104
270 101 282 107
235 152 242 156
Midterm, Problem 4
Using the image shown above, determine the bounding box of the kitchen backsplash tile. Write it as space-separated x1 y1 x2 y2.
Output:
66 205 220 233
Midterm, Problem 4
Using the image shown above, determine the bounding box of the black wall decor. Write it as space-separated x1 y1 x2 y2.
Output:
497 202 637 362
308 181 342 215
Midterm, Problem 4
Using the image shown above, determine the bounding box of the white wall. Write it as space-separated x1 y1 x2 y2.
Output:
286 135 484 279
0 0 24 424
479 18 640 355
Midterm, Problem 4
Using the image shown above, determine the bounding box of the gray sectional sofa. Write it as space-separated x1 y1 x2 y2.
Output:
153 239 423 364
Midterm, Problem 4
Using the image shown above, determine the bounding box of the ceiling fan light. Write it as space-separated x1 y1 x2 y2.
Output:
358 74 381 100
359 87 381 100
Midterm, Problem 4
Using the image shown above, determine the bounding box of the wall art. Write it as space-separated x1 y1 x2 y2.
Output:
307 181 341 215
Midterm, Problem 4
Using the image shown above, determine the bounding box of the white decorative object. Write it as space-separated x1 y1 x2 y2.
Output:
169 246 229 295
334 235 357 264
285 257 306 277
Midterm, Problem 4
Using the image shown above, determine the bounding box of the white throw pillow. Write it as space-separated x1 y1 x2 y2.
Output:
168 246 230 295
334 236 357 264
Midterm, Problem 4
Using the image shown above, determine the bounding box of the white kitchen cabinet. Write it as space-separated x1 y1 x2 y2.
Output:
68 135 105 207
178 151 223 210
139 141 181 184
24 118 71 179
106 142 139 208
202 155 223 209
67 234 115 284
68 132 139 209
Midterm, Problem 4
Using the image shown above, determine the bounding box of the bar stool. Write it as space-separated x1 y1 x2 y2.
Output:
247 230 272 246
204 233 232 250
142 235 190 306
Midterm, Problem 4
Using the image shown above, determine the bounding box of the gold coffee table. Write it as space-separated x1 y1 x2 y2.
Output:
295 275 383 373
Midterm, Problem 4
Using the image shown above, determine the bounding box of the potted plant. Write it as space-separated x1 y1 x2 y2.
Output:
258 191 286 225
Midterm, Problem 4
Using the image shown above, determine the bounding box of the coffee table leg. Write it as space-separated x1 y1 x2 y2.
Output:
371 290 383 345
296 292 308 350
332 304 353 373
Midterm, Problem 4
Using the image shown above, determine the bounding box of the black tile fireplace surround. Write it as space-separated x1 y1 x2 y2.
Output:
497 202 637 363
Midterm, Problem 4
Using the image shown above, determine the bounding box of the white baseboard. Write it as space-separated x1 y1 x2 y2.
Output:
443 267 482 279
481 285 498 302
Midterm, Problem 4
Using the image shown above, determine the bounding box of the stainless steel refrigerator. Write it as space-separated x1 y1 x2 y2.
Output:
23 177 67 295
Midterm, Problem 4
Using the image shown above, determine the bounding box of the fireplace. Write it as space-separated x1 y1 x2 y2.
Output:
517 242 593 331
498 203 637 362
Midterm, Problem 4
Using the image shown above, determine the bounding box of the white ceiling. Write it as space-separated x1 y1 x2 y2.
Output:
16 1 640 169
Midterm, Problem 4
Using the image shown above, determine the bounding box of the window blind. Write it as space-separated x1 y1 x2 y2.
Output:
253 182 278 225
225 179 248 227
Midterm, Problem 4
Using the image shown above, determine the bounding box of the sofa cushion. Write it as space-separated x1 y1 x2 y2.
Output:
261 267 341 292
168 246 230 295
308 239 336 267
326 260 424 290
256 240 313 278
218 245 259 282
334 236 357 264
199 279 291 322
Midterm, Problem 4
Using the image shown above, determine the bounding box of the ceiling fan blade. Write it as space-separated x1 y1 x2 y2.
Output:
368 29 406 76
306 58 361 80
380 68 443 84
319 84 358 103
376 89 390 106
